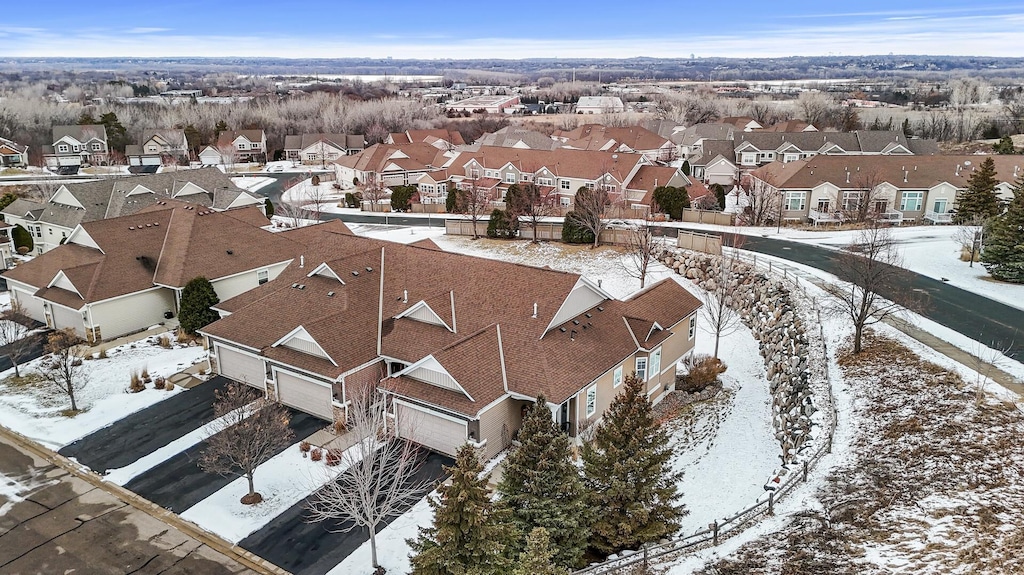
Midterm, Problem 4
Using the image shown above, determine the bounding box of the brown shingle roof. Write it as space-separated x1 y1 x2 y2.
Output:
754 155 1024 190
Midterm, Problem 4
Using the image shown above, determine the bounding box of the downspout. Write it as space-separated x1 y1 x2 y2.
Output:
377 247 385 355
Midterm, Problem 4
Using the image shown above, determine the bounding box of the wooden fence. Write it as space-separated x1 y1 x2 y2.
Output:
680 209 734 226
444 219 663 247
677 231 722 255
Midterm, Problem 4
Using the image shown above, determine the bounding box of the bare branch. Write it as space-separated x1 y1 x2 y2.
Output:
39 328 89 412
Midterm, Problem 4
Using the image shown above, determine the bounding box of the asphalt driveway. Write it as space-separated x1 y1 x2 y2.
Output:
239 451 453 575
125 409 325 513
59 376 231 474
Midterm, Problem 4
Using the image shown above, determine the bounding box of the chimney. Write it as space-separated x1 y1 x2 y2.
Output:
532 302 538 319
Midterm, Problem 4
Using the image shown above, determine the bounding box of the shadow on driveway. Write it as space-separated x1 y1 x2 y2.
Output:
239 451 453 575
59 376 231 473
125 409 326 513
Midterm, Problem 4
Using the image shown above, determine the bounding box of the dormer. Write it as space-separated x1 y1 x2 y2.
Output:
50 185 84 208
126 184 156 197
174 182 209 197
880 142 912 155
395 299 454 332
272 325 337 366
393 356 473 400
48 270 84 298
386 149 410 161
543 277 613 337
66 225 102 251
307 262 346 284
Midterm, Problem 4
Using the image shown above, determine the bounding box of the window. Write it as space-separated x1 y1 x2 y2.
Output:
57 144 69 153
585 182 595 190
816 198 831 212
560 196 571 207
689 316 696 339
933 199 948 213
250 143 259 149
784 153 800 162
91 143 102 151
257 269 269 285
873 200 888 213
649 348 661 380
635 357 648 381
505 172 516 184
536 177 553 186
741 152 757 165
486 170 497 178
237 143 246 150
470 169 481 179
585 385 597 417
842 191 863 211
34 226 41 238
613 365 623 387
520 174 530 182
72 145 81 152
306 153 317 161
560 179 571 190
901 191 925 211
784 191 806 211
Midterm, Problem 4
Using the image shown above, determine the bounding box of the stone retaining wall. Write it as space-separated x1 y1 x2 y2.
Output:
662 250 815 463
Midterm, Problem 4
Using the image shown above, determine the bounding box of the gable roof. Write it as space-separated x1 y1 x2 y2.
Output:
752 155 1024 190
283 133 366 151
334 142 448 174
554 124 672 153
52 125 108 144
216 130 266 146
452 145 646 183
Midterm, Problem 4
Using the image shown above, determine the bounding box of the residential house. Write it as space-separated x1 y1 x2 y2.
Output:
553 124 676 162
2 204 303 342
677 123 736 160
575 96 625 115
0 137 29 168
472 126 560 151
386 129 466 150
750 155 1024 225
283 134 366 164
720 116 764 132
199 130 268 165
126 129 191 171
1 168 264 254
42 125 109 171
446 95 520 115
690 140 740 187
201 223 702 458
334 142 449 188
733 130 937 169
624 165 709 211
762 120 817 132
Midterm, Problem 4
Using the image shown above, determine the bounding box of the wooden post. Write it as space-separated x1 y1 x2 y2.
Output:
709 521 719 545
768 491 774 515
803 460 809 482
826 434 833 454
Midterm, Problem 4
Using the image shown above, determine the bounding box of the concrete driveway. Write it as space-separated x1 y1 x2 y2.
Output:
59 376 232 474
125 409 326 513
239 451 453 575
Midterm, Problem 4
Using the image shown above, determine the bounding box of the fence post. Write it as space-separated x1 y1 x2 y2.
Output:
710 521 719 545
826 434 832 454
768 491 774 515
803 460 809 482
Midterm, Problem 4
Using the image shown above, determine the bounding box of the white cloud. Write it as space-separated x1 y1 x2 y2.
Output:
126 27 172 34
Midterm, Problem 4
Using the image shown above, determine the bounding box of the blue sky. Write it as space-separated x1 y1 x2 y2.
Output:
1 1 1021 58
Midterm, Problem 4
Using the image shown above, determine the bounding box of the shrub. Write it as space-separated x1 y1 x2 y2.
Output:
12 224 33 253
178 276 220 336
299 441 312 454
157 335 172 348
311 174 321 186
333 420 346 434
141 367 151 382
679 354 727 392
71 358 83 367
97 347 108 359
164 380 175 391
561 212 594 244
344 192 361 208
310 447 323 462
486 208 518 239
129 371 145 393
325 448 343 466
154 376 166 390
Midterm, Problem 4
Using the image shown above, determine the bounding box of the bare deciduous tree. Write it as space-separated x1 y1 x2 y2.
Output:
457 178 495 240
0 301 33 377
40 328 89 412
360 179 389 213
199 382 294 504
305 383 430 571
275 199 309 228
797 92 838 128
571 185 608 248
952 215 986 268
837 169 889 223
622 215 661 290
739 174 781 227
700 248 745 358
506 182 556 243
824 225 926 354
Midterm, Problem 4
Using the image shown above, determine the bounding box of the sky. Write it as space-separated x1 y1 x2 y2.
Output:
1 1 1022 59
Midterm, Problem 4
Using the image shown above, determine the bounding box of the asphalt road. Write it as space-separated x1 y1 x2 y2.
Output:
59 376 231 474
240 451 453 575
125 409 326 513
0 331 48 373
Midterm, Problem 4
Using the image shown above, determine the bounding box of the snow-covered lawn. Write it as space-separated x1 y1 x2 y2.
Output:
327 491 435 575
282 177 346 205
182 439 363 543
231 176 275 193
0 332 207 449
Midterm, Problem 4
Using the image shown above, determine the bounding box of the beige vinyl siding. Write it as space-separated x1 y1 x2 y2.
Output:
275 370 333 420
6 280 45 323
50 302 84 335
477 397 522 459
88 288 176 340
217 345 265 389
211 260 290 303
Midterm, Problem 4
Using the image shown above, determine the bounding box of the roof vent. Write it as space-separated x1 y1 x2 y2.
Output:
365 267 373 272
327 291 335 297
597 306 604 312
226 250 233 255
585 312 592 318
559 327 566 333
532 302 538 319
352 271 359 276
570 329 577 341
298 284 306 290
154 222 159 226
129 226 135 230
572 319 580 325
291 283 299 288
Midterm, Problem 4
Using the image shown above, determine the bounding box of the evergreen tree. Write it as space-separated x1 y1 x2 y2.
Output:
77 112 97 125
582 374 685 556
680 160 691 176
982 175 1024 283
263 198 275 218
712 183 727 212
561 212 595 244
652 186 690 220
993 135 1017 155
409 445 514 575
954 157 1001 223
214 120 229 139
178 277 221 335
445 186 460 213
512 528 569 575
99 112 129 153
486 208 518 239
497 396 589 568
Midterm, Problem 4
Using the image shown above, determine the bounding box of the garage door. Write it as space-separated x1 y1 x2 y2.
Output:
217 346 265 389
395 402 467 457
276 371 333 420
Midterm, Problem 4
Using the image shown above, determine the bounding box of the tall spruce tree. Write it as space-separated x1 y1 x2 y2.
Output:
178 277 221 335
513 528 569 575
954 157 1001 223
409 445 514 575
982 175 1024 283
582 374 685 556
497 396 589 568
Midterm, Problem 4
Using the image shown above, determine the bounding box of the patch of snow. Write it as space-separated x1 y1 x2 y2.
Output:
231 176 275 193
327 490 437 575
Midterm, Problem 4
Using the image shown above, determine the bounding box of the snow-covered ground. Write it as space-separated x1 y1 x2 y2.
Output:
0 332 207 449
231 176 276 193
182 440 362 543
282 177 346 205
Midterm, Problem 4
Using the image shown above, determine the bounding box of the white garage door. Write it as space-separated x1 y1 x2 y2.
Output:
217 346 265 389
395 402 467 457
276 371 333 420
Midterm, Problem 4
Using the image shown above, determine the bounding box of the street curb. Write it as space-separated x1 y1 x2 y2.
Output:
0 424 292 575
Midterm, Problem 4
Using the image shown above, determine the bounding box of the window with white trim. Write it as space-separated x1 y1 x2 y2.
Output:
57 144 69 153
613 365 623 387
536 177 553 186
784 191 806 211
470 169 481 179
635 357 648 381
91 142 102 151
689 316 696 339
520 174 530 181
933 199 948 213
560 179 571 190
560 196 571 207
900 191 923 211
257 269 269 285
585 385 597 417
649 347 661 380
237 143 246 150
505 172 516 184
486 170 497 178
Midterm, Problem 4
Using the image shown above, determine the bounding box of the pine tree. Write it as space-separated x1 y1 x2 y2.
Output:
409 445 514 575
982 175 1024 283
497 396 589 568
512 528 569 575
178 277 221 335
955 157 1001 223
582 374 685 556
